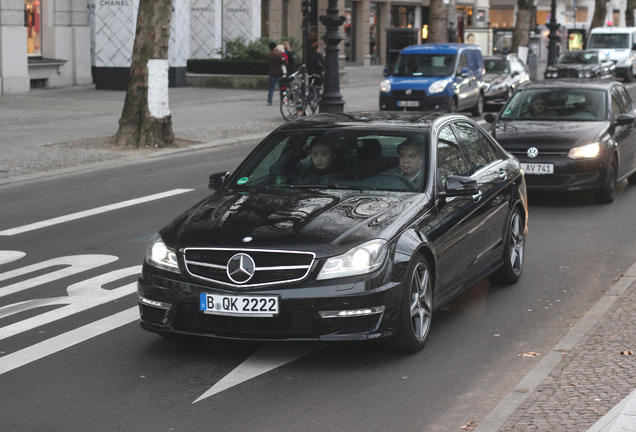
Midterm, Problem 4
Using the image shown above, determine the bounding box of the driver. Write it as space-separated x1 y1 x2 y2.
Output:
392 140 424 189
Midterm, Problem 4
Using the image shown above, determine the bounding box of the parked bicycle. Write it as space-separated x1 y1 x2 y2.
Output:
279 65 322 121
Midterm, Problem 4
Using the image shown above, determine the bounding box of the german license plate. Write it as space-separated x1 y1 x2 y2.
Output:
521 163 554 175
397 100 419 107
200 293 279 317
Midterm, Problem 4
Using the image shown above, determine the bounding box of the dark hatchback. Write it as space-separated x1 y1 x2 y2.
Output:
485 80 636 203
544 50 615 80
138 112 527 353
483 54 530 109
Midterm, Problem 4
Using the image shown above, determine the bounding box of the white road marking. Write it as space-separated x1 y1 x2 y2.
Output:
0 307 138 376
0 188 193 236
193 343 325 403
0 251 25 265
0 266 140 340
0 254 118 299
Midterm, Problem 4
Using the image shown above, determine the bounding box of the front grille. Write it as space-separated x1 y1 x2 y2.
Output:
184 247 315 289
174 303 316 336
558 68 580 78
392 89 427 97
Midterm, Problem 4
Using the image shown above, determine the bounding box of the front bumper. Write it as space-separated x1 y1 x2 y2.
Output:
137 264 403 342
514 154 607 192
379 93 451 112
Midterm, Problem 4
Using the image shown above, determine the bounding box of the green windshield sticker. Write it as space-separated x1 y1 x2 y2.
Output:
237 177 249 185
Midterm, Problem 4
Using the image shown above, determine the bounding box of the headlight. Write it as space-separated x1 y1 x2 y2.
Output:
490 83 506 92
146 233 179 272
380 79 391 93
568 142 601 159
428 79 451 94
317 239 388 280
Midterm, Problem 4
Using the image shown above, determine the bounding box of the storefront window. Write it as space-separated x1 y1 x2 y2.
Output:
25 0 41 56
391 6 415 28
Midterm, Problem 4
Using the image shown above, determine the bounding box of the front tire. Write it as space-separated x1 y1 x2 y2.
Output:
391 254 433 353
596 158 618 203
471 93 484 117
448 98 457 114
489 208 525 284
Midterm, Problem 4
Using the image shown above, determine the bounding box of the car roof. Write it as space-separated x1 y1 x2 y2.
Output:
400 43 480 55
276 112 449 132
519 79 617 91
590 26 636 33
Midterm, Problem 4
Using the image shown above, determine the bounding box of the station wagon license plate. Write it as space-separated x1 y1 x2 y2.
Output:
522 163 554 175
200 293 279 317
397 100 420 107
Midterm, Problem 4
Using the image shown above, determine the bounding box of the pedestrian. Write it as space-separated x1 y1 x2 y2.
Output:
266 42 286 106
307 42 324 83
282 41 296 75
276 44 289 76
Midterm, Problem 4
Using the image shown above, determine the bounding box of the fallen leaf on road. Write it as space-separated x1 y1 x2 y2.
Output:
518 352 542 358
619 350 633 355
461 420 478 430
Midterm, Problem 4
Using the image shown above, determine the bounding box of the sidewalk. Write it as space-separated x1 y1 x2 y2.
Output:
1 64 635 431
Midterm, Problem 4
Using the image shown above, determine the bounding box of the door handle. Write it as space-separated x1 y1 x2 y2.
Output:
499 168 507 179
472 190 483 203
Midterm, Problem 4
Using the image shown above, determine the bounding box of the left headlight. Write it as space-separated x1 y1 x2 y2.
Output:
568 142 601 159
380 79 391 93
146 233 180 272
317 239 388 280
429 78 451 94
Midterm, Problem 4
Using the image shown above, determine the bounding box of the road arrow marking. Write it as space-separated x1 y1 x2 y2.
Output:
193 343 325 403
0 188 193 236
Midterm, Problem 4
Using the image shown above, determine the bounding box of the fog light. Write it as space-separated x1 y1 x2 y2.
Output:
139 295 171 309
319 305 385 318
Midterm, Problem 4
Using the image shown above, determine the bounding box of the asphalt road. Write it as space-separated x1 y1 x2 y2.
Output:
2 126 636 431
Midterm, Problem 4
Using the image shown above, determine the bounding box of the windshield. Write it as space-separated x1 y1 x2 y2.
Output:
485 58 509 74
588 33 630 49
557 51 598 64
231 129 429 192
500 88 607 121
392 54 456 77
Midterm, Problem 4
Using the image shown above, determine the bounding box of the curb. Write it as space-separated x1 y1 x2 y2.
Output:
475 261 636 432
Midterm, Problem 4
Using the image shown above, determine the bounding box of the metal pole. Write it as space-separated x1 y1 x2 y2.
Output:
319 0 346 113
547 0 560 66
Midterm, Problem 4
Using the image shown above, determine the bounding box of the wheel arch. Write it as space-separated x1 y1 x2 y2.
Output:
392 229 438 294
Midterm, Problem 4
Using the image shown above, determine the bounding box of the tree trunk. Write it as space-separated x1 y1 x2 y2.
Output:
591 0 608 29
511 0 534 60
115 0 175 148
626 0 636 27
427 0 448 44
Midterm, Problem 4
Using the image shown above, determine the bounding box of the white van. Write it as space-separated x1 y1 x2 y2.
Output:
587 27 636 82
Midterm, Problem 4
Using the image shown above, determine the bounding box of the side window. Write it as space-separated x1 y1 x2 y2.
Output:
611 87 627 116
457 52 468 74
465 50 477 71
617 85 632 111
453 122 499 173
437 126 470 182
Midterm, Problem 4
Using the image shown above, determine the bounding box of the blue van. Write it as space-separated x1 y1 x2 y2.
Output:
379 43 486 116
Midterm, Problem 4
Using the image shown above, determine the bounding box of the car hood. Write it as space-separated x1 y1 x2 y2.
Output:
387 76 451 93
161 188 429 256
491 120 608 151
484 73 507 85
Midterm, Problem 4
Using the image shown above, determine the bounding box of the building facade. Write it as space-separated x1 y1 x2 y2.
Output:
0 0 630 95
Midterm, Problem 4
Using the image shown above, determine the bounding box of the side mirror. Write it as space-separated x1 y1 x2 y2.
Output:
208 171 231 191
439 175 480 197
458 67 469 77
615 113 636 126
484 113 497 123
383 64 392 77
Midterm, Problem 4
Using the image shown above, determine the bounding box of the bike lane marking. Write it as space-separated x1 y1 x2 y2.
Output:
0 307 138 376
0 188 193 236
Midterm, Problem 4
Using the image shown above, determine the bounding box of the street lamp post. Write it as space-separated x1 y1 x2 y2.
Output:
547 0 560 66
319 0 345 113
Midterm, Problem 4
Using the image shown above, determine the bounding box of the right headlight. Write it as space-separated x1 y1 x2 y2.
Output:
380 79 391 93
317 239 388 280
145 233 179 272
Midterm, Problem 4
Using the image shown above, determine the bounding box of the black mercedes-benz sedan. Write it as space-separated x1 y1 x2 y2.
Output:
544 50 615 80
483 54 530 109
138 112 527 353
485 80 636 203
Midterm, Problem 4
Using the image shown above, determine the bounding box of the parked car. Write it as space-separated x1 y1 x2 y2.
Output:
138 112 527 353
544 50 616 80
587 26 636 82
379 43 485 116
483 53 530 109
485 80 636 203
